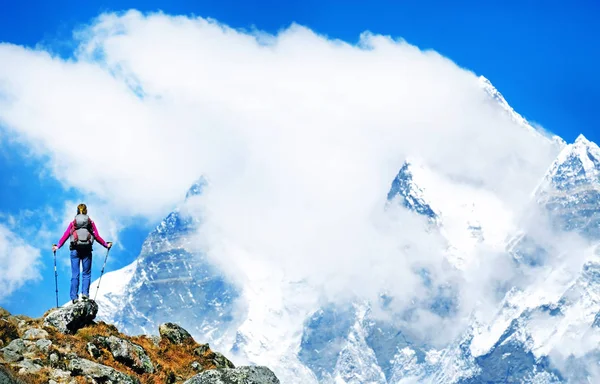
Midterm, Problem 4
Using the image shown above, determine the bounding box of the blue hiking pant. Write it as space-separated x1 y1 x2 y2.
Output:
70 248 92 300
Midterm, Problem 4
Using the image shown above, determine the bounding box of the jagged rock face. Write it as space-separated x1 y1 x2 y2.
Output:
536 136 600 239
183 366 280 384
43 301 98 334
387 162 437 220
101 192 242 341
68 358 139 384
91 134 600 382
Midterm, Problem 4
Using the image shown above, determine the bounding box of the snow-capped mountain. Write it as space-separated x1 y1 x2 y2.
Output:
387 158 517 269
93 78 598 383
94 178 243 344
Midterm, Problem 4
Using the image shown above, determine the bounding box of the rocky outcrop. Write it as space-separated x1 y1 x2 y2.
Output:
98 336 154 374
183 366 280 384
159 322 193 344
0 305 280 384
43 301 98 334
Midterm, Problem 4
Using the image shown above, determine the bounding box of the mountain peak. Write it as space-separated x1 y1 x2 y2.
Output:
573 133 597 149
538 134 600 194
477 76 566 149
575 133 589 144
563 134 600 163
185 176 208 200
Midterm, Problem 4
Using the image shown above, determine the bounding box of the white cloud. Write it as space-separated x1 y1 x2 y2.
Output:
0 10 567 347
0 222 42 301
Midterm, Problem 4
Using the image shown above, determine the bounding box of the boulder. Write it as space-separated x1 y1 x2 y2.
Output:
22 328 48 341
101 336 154 374
1 339 26 363
159 323 193 344
183 366 280 384
14 358 43 375
68 358 139 384
194 343 210 356
49 368 72 383
43 301 98 334
35 339 52 353
212 352 235 368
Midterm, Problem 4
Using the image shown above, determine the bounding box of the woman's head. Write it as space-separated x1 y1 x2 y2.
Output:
77 203 87 215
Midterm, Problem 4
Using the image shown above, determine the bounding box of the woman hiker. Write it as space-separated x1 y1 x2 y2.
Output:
52 203 112 304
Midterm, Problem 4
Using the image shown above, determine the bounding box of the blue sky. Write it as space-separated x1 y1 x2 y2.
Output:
0 0 598 317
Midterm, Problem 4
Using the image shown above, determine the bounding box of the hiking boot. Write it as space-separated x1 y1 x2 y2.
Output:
72 299 79 305
81 294 89 301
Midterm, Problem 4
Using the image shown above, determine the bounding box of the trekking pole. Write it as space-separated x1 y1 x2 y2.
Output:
52 245 59 308
93 244 111 301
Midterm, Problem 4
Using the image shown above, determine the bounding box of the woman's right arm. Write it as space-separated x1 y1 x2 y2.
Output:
56 222 73 249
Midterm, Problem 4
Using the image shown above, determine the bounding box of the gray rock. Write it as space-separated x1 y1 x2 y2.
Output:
21 341 38 360
213 351 235 368
1 339 26 362
194 343 210 356
68 358 139 384
2 349 22 363
15 358 42 374
50 368 72 381
50 353 59 365
183 366 280 384
87 342 101 359
191 361 203 372
35 339 52 353
43 301 98 334
159 322 193 344
104 335 154 374
22 328 49 341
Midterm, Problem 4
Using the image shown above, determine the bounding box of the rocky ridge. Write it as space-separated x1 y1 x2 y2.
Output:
0 302 279 384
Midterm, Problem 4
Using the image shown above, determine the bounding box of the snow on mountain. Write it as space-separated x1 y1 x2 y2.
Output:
93 259 137 319
229 267 319 384
94 178 243 349
94 179 318 383
331 311 387 384
478 76 565 149
92 77 594 383
388 159 516 269
457 135 600 383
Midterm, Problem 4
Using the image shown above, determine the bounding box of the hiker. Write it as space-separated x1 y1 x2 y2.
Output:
52 203 112 304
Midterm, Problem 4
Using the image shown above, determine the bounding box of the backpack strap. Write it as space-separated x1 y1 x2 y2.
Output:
71 219 79 242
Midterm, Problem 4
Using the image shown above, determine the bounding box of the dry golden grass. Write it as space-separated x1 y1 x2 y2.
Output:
0 318 19 345
37 320 218 383
11 368 51 384
1 302 225 384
